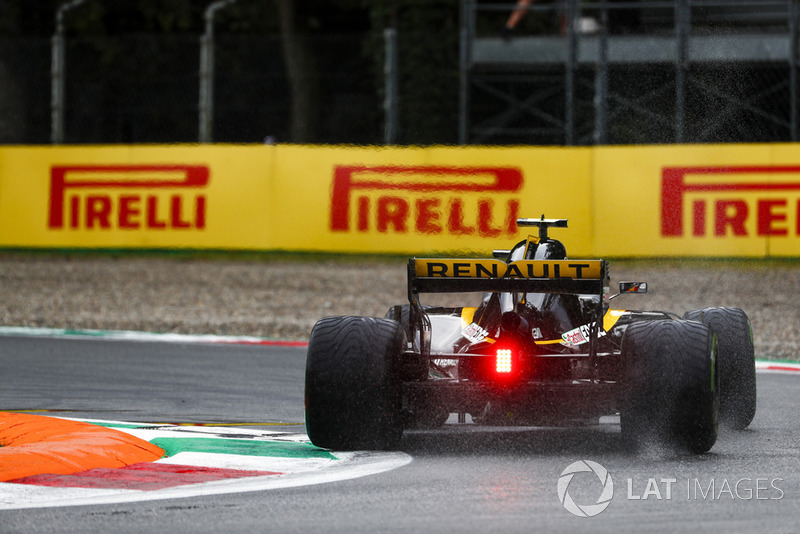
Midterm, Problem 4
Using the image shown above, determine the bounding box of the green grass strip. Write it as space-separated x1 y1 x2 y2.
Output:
91 421 145 429
150 437 336 460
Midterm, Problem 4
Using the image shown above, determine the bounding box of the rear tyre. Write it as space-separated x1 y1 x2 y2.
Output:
684 307 756 430
621 319 719 454
305 316 406 450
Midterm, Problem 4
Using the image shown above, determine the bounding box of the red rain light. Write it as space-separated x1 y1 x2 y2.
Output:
496 348 513 373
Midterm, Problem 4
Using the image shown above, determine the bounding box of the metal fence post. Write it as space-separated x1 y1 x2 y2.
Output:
51 0 87 145
790 0 798 142
675 0 689 143
458 0 474 145
564 0 578 146
199 0 236 143
383 28 399 145
593 1 609 145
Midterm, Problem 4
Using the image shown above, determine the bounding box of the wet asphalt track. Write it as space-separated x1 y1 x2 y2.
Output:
1 335 798 533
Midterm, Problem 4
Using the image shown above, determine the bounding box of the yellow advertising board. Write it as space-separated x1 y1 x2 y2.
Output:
592 144 800 257
1 142 799 257
270 145 593 255
0 144 593 255
0 145 274 249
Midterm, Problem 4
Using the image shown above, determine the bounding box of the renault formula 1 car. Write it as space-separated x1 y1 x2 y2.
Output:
305 218 756 453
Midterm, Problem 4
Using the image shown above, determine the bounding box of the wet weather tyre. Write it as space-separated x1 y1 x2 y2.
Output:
305 316 406 450
621 320 719 454
684 307 756 430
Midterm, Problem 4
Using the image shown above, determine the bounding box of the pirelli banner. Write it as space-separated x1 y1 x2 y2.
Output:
0 144 592 254
593 143 800 257
0 143 798 257
0 145 274 250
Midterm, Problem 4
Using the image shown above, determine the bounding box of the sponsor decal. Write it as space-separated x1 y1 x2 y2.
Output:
330 165 522 236
561 322 609 347
661 166 800 237
49 165 209 231
414 259 603 279
461 322 489 343
561 327 589 347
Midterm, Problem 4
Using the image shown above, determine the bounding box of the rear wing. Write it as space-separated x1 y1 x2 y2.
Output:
408 258 608 300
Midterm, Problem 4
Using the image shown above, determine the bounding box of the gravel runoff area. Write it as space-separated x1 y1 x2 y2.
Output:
0 253 797 361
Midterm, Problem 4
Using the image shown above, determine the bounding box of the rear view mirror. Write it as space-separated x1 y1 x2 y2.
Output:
619 281 647 294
